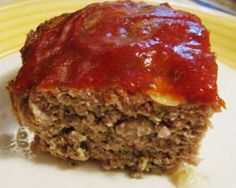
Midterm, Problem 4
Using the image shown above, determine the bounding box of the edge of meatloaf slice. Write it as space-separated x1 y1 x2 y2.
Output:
9 87 214 174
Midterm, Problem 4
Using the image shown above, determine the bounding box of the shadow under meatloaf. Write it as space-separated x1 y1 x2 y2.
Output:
9 87 213 174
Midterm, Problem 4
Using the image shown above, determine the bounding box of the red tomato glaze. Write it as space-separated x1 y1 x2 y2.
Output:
10 2 222 104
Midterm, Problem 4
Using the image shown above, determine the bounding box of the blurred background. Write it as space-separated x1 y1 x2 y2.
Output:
2 0 235 15
0 0 236 15
191 0 236 15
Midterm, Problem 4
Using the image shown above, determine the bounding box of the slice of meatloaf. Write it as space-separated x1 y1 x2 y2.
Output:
8 1 223 176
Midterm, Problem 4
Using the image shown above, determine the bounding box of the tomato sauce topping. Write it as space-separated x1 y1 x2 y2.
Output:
10 2 222 104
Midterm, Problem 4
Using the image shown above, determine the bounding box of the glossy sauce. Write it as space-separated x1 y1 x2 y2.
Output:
10 2 222 104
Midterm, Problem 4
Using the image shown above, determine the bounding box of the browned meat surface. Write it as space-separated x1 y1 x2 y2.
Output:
9 87 213 175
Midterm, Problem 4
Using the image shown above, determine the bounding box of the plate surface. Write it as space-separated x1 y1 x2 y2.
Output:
0 1 236 188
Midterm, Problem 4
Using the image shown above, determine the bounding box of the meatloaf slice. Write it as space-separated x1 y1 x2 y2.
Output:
9 87 214 174
8 1 223 176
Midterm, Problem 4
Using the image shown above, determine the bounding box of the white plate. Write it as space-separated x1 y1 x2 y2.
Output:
0 52 236 188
